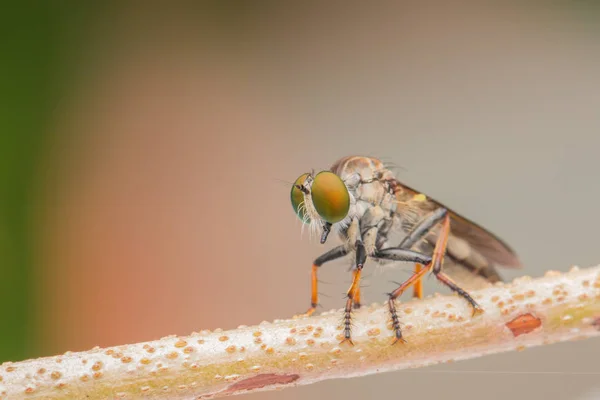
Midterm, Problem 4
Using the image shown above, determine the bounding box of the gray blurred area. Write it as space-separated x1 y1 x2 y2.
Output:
37 2 600 400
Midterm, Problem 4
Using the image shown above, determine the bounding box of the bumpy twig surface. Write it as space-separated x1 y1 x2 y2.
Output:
1 266 599 399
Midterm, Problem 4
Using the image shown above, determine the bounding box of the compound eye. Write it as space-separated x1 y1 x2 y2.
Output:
290 173 311 223
310 171 350 224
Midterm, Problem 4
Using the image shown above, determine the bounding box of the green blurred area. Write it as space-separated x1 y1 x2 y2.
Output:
0 3 69 363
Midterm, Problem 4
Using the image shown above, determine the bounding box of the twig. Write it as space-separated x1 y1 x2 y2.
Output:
2 266 599 399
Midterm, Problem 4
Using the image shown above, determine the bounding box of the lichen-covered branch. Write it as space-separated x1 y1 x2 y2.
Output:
2 266 600 400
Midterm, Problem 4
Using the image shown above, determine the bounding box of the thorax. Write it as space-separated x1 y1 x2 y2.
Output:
330 156 399 244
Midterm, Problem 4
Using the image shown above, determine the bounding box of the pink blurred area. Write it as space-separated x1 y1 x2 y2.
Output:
37 51 307 350
33 3 600 400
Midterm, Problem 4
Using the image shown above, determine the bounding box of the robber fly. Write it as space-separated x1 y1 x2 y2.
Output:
290 155 522 345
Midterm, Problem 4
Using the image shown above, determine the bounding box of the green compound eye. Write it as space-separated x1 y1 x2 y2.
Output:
310 171 350 224
291 173 311 223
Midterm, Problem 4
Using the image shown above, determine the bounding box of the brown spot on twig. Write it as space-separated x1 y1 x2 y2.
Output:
224 373 300 394
506 313 542 337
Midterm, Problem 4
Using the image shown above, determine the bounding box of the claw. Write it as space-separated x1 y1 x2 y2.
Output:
294 307 317 319
472 305 484 317
391 336 407 345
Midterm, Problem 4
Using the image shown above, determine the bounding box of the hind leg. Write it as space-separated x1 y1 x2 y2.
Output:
378 213 482 342
397 208 448 299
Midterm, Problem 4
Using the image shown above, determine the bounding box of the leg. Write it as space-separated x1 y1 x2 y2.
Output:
398 208 448 298
381 214 482 343
298 245 348 317
374 248 432 265
354 208 385 310
428 215 483 316
413 263 424 299
341 240 367 345
398 208 448 249
433 261 483 317
353 285 362 309
374 248 433 343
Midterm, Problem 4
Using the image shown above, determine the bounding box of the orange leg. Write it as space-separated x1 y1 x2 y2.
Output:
412 263 424 299
388 258 433 300
353 286 361 309
387 216 450 300
296 246 349 318
341 268 362 346
396 208 449 301
302 264 319 317
431 214 451 270
429 216 482 316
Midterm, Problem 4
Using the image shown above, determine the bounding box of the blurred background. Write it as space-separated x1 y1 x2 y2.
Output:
2 2 600 399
